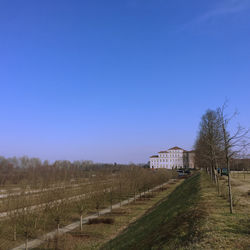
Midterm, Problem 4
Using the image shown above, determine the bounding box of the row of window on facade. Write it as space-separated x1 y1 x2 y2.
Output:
159 154 182 158
152 164 182 168
152 159 186 162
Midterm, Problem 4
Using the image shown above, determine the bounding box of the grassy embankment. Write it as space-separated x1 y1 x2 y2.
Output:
103 172 250 250
102 173 204 250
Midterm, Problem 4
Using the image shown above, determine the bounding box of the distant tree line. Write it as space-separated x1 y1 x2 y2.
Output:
0 156 130 187
230 158 250 171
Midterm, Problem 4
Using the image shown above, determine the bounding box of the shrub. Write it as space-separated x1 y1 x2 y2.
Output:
88 218 114 225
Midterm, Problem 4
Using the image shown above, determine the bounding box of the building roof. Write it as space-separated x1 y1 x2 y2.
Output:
150 155 159 158
157 147 194 154
158 146 184 153
168 146 185 150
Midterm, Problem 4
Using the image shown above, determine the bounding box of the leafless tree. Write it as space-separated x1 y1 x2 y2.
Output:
117 171 125 206
44 186 69 234
194 109 226 196
196 110 223 180
106 179 116 213
75 196 90 231
6 194 22 241
90 184 103 216
75 184 91 231
218 104 250 213
17 204 38 250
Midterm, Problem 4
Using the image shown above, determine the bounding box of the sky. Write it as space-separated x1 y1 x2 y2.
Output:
0 0 250 164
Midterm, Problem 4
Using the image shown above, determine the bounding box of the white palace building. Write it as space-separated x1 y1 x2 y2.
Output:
149 146 195 169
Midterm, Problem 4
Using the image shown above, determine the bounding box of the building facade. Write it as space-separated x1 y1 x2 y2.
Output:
149 146 195 169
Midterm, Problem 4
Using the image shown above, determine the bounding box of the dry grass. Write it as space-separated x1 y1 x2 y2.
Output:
193 173 250 250
221 173 250 207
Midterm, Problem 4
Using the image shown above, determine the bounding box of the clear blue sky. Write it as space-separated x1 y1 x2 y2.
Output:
1 0 250 163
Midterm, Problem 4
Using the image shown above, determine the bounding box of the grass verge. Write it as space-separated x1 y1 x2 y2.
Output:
102 173 205 250
194 172 250 250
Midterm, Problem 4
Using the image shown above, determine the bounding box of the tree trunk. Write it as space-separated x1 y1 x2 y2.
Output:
222 122 233 214
25 233 28 250
80 215 83 231
110 191 113 213
13 224 16 241
210 165 214 182
216 173 220 196
214 170 217 185
214 159 220 195
119 184 122 207
227 158 233 214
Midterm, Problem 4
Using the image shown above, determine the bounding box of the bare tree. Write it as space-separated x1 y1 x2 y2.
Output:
75 184 91 231
44 186 69 234
7 190 41 250
107 179 116 213
17 205 38 250
90 186 103 216
117 171 125 206
75 196 90 231
195 110 223 183
218 104 250 213
6 194 22 241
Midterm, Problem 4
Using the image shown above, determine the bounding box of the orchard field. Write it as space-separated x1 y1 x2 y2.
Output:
0 157 177 249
